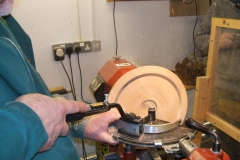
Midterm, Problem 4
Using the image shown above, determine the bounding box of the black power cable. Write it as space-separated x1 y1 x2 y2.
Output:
74 45 91 104
61 46 88 160
192 0 207 65
81 139 87 160
192 0 201 64
179 0 203 65
113 0 118 56
65 47 77 101
60 60 76 100
73 45 91 160
77 53 91 104
197 0 202 24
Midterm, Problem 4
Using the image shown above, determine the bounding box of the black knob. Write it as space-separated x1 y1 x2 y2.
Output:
185 118 221 153
185 118 211 136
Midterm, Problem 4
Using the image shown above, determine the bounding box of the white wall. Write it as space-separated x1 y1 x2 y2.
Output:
12 0 197 156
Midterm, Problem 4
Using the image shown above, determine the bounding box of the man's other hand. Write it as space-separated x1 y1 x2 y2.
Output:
84 108 121 145
219 33 234 50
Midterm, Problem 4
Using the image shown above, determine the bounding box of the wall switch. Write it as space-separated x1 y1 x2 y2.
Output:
91 40 101 52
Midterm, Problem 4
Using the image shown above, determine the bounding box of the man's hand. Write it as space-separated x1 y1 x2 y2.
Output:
15 94 88 152
219 33 234 50
84 108 121 145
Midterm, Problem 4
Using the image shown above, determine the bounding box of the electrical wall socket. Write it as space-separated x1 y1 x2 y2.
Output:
72 41 91 53
52 40 101 61
91 40 101 52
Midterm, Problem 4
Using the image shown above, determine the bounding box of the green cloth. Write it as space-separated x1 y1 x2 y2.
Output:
0 15 84 159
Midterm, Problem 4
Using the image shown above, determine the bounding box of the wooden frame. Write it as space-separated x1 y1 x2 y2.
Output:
193 18 240 145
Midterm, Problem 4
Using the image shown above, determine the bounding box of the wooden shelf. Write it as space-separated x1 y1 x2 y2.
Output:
106 0 159 2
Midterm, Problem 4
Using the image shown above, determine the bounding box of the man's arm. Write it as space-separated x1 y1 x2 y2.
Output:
0 94 89 159
14 94 88 152
0 102 48 159
194 3 214 55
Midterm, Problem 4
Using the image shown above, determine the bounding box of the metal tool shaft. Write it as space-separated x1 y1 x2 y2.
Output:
66 102 128 122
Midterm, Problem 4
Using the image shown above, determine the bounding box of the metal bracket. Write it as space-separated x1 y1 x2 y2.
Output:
163 143 179 154
144 119 182 133
186 132 195 140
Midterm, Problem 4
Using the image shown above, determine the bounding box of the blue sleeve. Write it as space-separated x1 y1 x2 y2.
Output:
69 117 89 139
0 102 48 159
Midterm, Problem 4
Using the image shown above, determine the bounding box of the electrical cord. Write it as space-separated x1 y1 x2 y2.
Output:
73 46 90 159
192 0 206 65
65 47 77 100
61 47 89 159
74 45 91 104
179 0 203 65
60 60 76 100
197 0 202 24
77 53 91 104
81 139 87 160
192 0 201 64
113 0 118 56
67 54 77 101
61 52 87 159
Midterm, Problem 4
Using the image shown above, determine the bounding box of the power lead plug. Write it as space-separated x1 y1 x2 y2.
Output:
65 46 74 58
74 45 81 54
53 47 65 61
